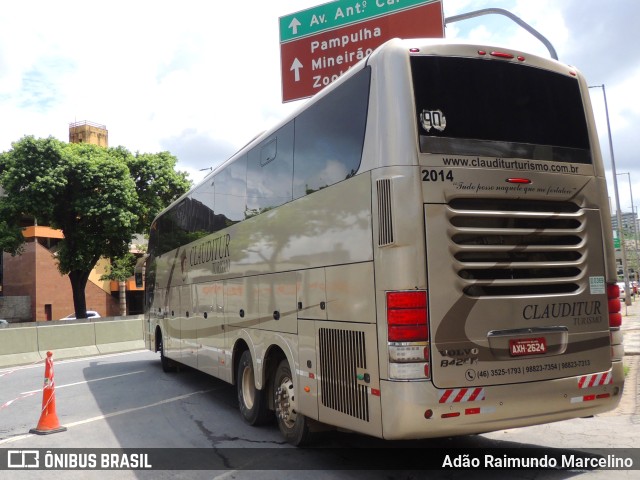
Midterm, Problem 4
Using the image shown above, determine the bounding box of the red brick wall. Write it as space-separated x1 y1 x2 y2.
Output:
3 243 37 318
3 242 118 321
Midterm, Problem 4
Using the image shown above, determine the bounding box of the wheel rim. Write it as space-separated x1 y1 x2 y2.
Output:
275 374 297 429
241 365 255 409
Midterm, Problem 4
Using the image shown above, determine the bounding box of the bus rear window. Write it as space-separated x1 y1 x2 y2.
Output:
411 56 591 164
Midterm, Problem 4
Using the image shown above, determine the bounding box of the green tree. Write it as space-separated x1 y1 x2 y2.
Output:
0 136 190 319
121 149 191 233
103 149 190 316
100 252 138 316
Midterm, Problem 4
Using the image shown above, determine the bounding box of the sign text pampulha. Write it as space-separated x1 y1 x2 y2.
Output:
279 0 444 102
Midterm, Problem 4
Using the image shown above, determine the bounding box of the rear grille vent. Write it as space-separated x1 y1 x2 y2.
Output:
447 199 585 297
377 179 394 246
449 198 580 213
319 328 369 422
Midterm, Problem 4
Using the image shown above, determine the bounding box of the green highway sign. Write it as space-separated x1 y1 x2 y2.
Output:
279 0 443 101
614 237 621 249
280 0 440 42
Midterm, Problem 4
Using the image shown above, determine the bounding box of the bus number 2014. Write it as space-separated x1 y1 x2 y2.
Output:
422 169 454 182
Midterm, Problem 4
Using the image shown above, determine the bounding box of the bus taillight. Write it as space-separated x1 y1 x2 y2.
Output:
607 283 622 328
387 291 428 342
490 51 514 59
387 291 431 380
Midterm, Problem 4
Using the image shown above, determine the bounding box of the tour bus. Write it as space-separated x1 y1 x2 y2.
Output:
144 38 624 445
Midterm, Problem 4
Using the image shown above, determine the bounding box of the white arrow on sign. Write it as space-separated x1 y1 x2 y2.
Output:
290 58 303 82
289 17 302 35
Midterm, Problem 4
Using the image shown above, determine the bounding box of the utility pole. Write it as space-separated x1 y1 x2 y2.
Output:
589 85 631 306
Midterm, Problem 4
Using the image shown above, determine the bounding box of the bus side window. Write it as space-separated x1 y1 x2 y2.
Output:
293 67 370 200
191 180 217 234
246 122 294 216
215 155 247 227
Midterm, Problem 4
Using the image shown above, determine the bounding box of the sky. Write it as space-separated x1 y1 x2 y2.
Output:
0 0 638 215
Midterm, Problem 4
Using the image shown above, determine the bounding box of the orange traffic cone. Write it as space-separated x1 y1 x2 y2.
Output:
30 351 67 435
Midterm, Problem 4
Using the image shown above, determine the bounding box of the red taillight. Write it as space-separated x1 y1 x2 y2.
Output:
490 51 514 59
387 291 428 342
388 325 428 342
607 283 622 328
387 291 427 309
608 298 621 314
441 412 460 418
609 313 622 328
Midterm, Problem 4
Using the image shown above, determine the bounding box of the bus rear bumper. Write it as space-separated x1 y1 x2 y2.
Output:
378 361 624 440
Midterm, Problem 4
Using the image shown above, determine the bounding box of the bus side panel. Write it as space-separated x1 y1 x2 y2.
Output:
325 263 376 323
195 282 224 378
225 276 260 332
369 167 428 383
297 319 319 421
297 268 327 321
316 321 382 438
180 285 197 369
258 272 297 334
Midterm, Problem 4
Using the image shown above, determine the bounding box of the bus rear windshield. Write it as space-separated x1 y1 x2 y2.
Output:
411 56 591 164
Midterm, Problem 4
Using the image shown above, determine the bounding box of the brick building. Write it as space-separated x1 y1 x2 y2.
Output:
2 226 119 321
69 120 109 147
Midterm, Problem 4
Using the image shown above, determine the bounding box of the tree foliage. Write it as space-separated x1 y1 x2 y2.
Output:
0 136 190 319
100 252 138 282
112 147 191 233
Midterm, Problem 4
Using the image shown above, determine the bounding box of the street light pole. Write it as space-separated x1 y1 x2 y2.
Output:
633 204 640 292
589 84 631 305
444 8 558 60
617 172 640 290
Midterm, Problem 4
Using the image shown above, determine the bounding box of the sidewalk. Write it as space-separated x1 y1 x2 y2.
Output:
614 294 639 416
620 293 640 355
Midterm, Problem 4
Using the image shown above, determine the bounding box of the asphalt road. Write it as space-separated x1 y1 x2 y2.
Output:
0 345 638 479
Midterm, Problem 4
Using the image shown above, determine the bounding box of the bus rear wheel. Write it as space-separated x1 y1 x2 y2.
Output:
274 359 310 446
158 331 176 373
237 350 269 425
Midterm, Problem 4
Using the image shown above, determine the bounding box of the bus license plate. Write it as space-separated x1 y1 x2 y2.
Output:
509 338 547 357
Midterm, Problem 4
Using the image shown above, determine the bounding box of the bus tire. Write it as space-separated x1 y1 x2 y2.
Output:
274 359 311 446
237 350 269 426
158 332 177 373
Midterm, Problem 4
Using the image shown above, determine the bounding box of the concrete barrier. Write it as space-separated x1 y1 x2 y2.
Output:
95 318 145 354
37 322 100 360
0 316 145 368
0 325 41 367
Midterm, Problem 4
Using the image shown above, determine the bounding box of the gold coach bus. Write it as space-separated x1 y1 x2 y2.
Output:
144 39 624 445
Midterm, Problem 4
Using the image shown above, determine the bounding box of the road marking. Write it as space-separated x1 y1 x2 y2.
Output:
0 350 150 375
0 392 38 411
20 370 146 395
0 388 218 445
